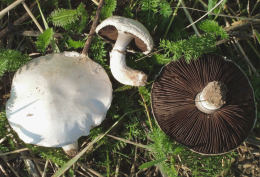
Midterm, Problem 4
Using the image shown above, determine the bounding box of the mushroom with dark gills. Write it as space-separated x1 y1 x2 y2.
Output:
5 52 113 156
151 55 256 155
96 16 153 86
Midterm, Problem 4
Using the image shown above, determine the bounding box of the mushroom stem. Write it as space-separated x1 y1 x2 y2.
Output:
195 81 227 114
62 141 78 157
110 31 147 86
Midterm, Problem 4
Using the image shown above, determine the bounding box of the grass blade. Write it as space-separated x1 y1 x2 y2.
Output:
53 109 141 177
139 157 166 170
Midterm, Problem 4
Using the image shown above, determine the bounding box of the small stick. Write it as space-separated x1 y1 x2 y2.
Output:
225 17 259 76
42 160 49 177
107 134 151 150
77 162 104 177
0 148 29 156
163 0 182 38
181 0 201 37
130 145 138 177
1 158 21 177
0 0 24 18
140 92 153 131
114 158 121 177
234 39 259 76
75 170 90 177
91 0 99 6
0 164 8 176
0 1 38 38
185 0 225 29
21 2 44 32
22 156 41 177
0 137 7 144
81 0 104 57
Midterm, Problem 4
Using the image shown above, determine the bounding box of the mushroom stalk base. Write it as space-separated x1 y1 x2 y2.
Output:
195 81 227 114
62 141 78 157
110 31 147 86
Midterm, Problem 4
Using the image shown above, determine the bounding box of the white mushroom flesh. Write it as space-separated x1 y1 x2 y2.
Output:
195 81 226 114
96 16 153 86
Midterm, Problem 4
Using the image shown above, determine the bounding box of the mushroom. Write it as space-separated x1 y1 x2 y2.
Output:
151 55 256 155
96 16 153 86
5 51 112 156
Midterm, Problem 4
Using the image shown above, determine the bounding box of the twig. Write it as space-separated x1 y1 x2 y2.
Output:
107 134 151 150
223 11 259 76
81 0 104 56
114 158 121 177
35 0 48 29
22 153 41 177
130 145 138 177
77 162 104 177
91 0 99 6
0 1 38 38
174 7 260 22
135 49 163 62
233 38 259 76
0 0 24 18
0 148 29 156
42 160 49 177
16 30 63 38
0 164 8 176
164 0 182 38
0 137 7 144
185 0 225 29
35 0 60 53
1 157 21 177
75 170 90 177
32 155 43 176
139 91 153 131
181 0 201 36
21 2 43 32
247 40 260 60
224 19 260 32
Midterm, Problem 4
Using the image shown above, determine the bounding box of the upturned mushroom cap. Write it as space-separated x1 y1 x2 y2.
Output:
96 16 153 54
6 52 112 148
95 16 153 86
151 55 256 155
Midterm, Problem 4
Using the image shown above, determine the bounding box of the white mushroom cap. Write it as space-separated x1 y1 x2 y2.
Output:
6 52 112 149
96 16 153 54
96 16 153 86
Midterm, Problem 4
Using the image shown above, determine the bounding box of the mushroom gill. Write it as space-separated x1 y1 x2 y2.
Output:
151 55 256 155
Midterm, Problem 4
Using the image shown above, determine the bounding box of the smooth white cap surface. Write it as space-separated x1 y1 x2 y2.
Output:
6 52 112 147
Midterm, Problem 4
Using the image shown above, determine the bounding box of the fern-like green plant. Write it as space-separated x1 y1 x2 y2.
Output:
49 3 89 33
158 19 228 63
67 37 85 49
49 9 80 27
140 0 172 18
75 3 89 33
0 49 30 77
145 127 183 177
35 28 54 52
159 34 216 62
0 112 17 153
100 0 117 19
199 20 228 39
89 36 108 68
